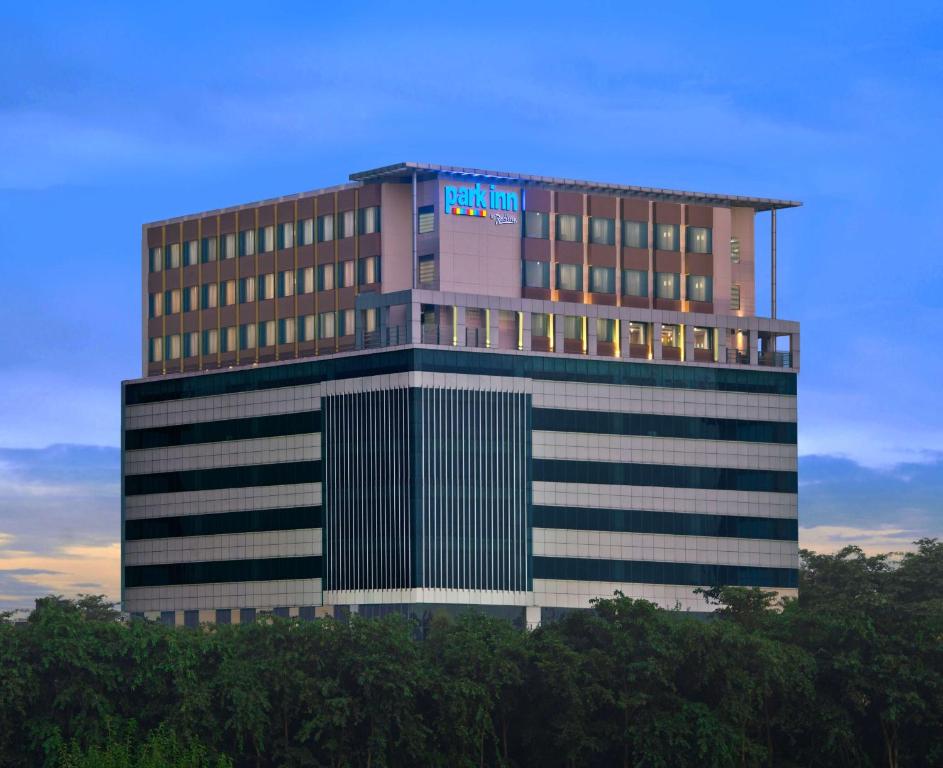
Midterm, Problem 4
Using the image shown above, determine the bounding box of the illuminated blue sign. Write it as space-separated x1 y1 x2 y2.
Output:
444 183 519 220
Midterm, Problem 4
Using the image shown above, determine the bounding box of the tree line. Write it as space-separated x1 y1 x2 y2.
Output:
1 541 941 768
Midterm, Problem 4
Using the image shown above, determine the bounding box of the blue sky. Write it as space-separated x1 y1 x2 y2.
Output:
1 1 941 607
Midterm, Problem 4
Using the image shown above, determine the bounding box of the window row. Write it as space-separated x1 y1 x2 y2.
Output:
148 207 380 271
523 213 712 253
148 258 380 316
530 314 715 351
522 262 713 301
148 309 377 361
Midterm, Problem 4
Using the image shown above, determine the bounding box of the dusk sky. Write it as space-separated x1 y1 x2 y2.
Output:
1 1 941 608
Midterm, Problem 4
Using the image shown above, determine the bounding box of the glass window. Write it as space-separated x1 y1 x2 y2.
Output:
418 205 435 234
278 317 296 345
296 267 314 294
258 225 274 253
339 260 355 288
183 332 199 358
359 206 380 235
686 274 713 303
596 317 616 342
164 289 181 314
338 309 354 336
418 254 436 286
300 314 315 342
183 286 198 312
589 217 615 245
221 326 236 353
359 255 380 285
661 324 680 348
148 337 163 362
563 316 583 340
277 222 293 250
524 211 549 239
238 229 256 257
148 247 163 273
238 277 256 304
148 292 163 318
532 313 551 337
693 326 713 350
257 273 275 301
200 237 217 263
219 280 236 307
556 214 582 242
239 323 256 350
298 218 314 246
523 261 550 289
202 329 218 355
317 264 334 291
164 334 181 360
221 233 236 260
364 308 378 333
184 241 199 266
201 283 218 309
318 214 334 242
278 270 295 298
589 266 615 294
338 210 355 239
163 243 180 269
687 226 712 253
655 272 680 300
318 311 335 339
258 320 275 347
623 220 648 249
730 284 741 311
556 263 582 291
730 237 741 263
622 269 648 297
655 223 679 251
629 322 647 346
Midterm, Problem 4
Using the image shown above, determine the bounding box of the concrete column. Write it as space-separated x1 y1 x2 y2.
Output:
790 331 800 370
652 322 663 360
488 309 499 349
619 318 631 359
526 605 541 630
716 327 728 365
749 331 759 366
522 311 532 351
587 316 598 356
455 306 466 348
408 301 421 345
554 314 566 353
683 325 695 363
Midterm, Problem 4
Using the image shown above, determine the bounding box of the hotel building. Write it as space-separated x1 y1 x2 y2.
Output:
122 162 800 627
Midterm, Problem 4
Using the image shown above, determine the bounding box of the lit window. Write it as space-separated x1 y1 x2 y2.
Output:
418 254 436 286
730 284 741 311
277 222 294 250
359 206 380 235
164 334 181 360
183 332 199 358
202 329 218 355
339 260 355 288
219 280 236 307
257 225 274 253
596 318 616 342
556 263 582 292
589 266 615 294
629 322 647 346
318 311 336 339
623 220 648 249
164 243 180 269
338 210 355 239
183 286 198 312
238 323 256 350
317 214 334 243
338 309 354 336
589 217 615 246
184 241 199 266
622 269 648 298
655 223 679 251
148 337 163 362
524 211 549 239
661 324 680 348
257 273 275 301
148 292 163 318
221 326 236 353
298 218 314 246
201 283 218 309
278 317 296 345
730 237 741 264
238 229 255 257
221 233 236 260
686 227 712 254
317 264 334 292
532 313 551 337
258 320 275 347
201 237 217 263
418 205 435 234
686 274 713 303
556 214 582 242
693 327 713 350
359 255 380 285
296 267 314 294
278 270 295 298
655 272 680 300
239 277 256 304
364 308 378 333
300 314 315 342
163 289 180 314
563 316 583 340
522 261 550 289
148 247 163 273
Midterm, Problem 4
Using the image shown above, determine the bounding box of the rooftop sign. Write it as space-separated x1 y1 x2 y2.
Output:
444 183 519 224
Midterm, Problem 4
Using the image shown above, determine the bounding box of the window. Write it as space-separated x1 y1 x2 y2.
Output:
148 247 163 273
364 308 378 333
278 317 296 345
338 309 354 336
338 210 355 239
219 280 236 307
730 237 741 263
148 292 163 318
239 323 256 350
318 214 334 242
589 266 615 294
164 243 180 269
524 211 549 239
257 226 273 253
563 316 583 340
201 283 218 309
359 255 380 285
661 324 680 348
655 223 679 251
318 311 335 339
623 220 648 249
622 269 648 297
290 267 310 295
238 229 255 257
655 272 680 300
257 273 275 301
693 327 713 350
418 205 435 234
148 337 163 362
221 233 236 260
596 318 616 343
687 226 712 253
164 289 181 314
317 264 334 291
278 270 295 298
522 261 550 289
556 263 582 292
730 284 741 311
183 332 198 358
339 260 355 288
532 313 551 337
202 329 218 355
300 314 315 342
238 277 256 304
418 254 436 286
298 218 314 246
164 334 181 360
589 217 615 245
629 322 647 346
686 274 713 303
556 214 582 242
358 206 380 235
258 320 275 347
184 241 199 266
221 326 236 353
183 286 198 312
200 237 217 263
277 222 293 250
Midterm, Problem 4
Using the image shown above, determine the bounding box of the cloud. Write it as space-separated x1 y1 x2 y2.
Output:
799 526 922 556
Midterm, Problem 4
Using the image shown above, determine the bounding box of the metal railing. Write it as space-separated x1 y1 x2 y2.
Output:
726 348 750 365
759 351 792 368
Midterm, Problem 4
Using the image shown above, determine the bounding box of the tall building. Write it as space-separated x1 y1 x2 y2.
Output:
122 162 800 627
